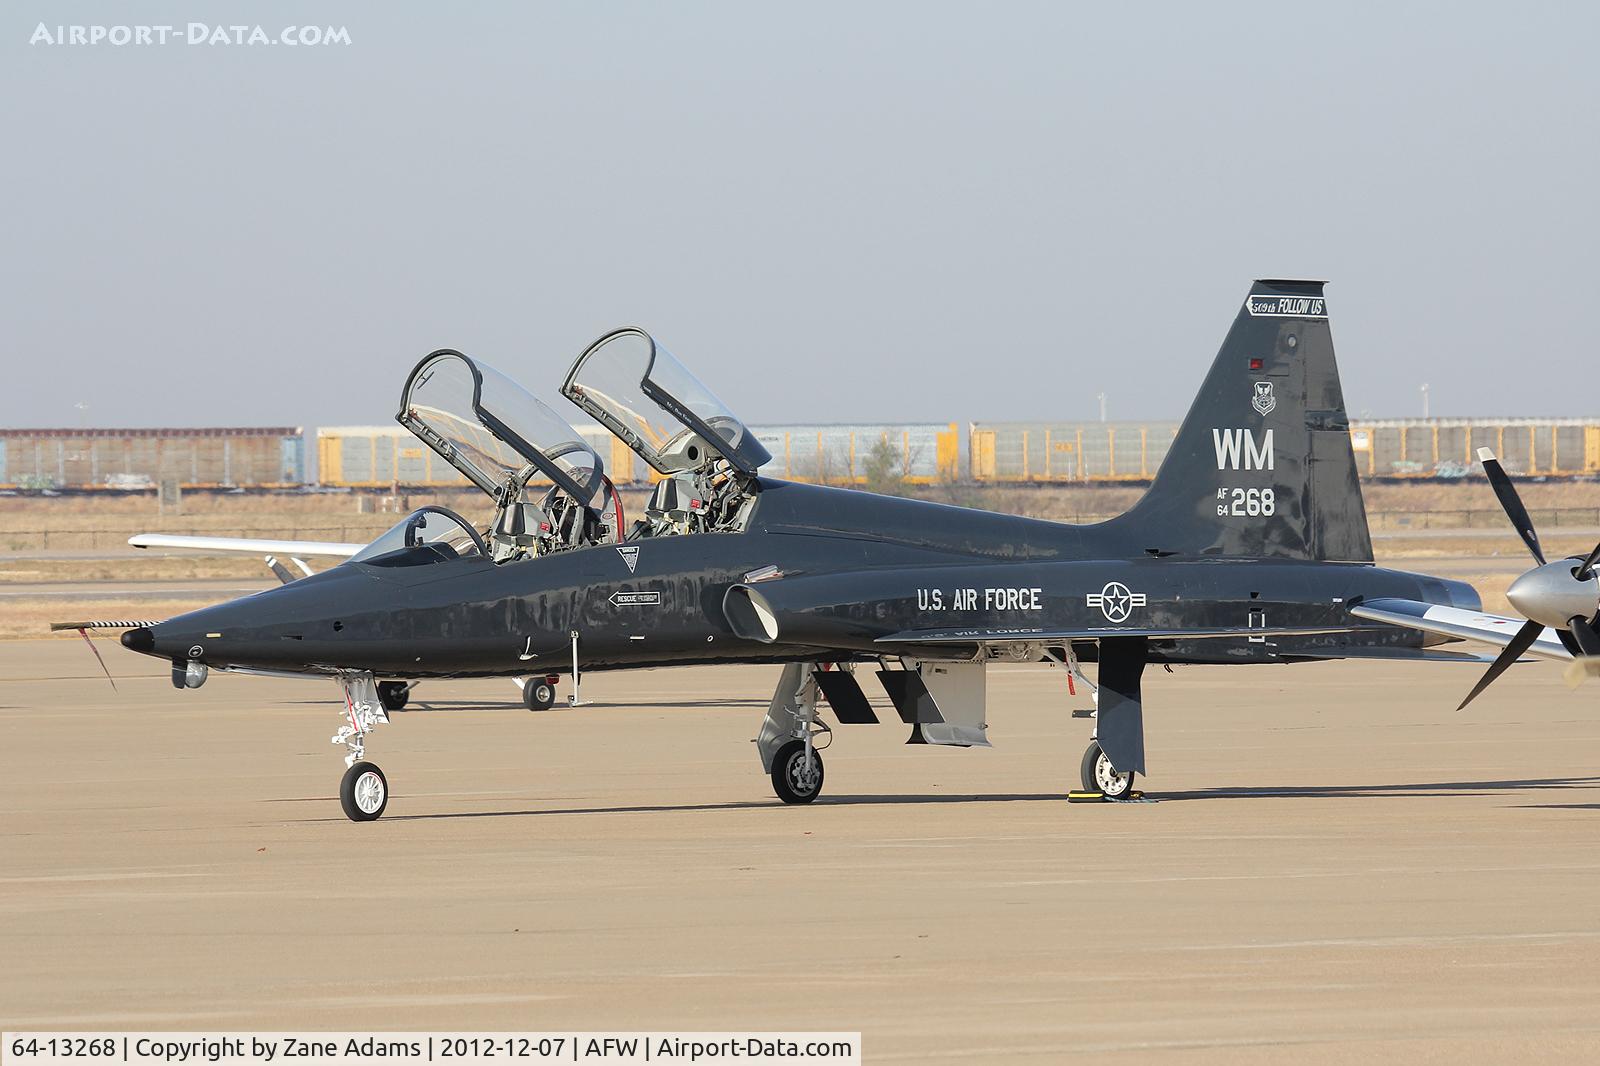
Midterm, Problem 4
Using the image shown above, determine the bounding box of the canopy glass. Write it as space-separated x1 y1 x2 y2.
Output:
398 349 605 504
560 328 770 476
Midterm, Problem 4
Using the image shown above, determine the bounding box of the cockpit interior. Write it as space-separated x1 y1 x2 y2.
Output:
382 330 768 568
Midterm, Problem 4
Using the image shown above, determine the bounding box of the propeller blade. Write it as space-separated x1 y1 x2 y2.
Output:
1576 541 1600 582
1564 656 1600 689
1568 615 1600 656
1457 618 1544 710
1476 448 1544 565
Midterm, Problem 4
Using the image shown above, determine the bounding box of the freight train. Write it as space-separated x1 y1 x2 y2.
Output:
0 428 304 491
2 420 1595 490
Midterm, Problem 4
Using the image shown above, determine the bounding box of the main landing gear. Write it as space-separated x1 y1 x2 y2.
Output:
520 674 559 711
757 663 832 804
332 672 391 822
1054 637 1149 802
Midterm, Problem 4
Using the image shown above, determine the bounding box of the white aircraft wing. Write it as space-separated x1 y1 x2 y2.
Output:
128 533 365 557
1350 597 1572 661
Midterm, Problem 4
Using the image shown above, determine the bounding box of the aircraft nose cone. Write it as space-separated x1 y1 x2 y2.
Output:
121 626 155 654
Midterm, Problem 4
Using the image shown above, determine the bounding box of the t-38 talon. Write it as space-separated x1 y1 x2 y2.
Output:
73 281 1578 821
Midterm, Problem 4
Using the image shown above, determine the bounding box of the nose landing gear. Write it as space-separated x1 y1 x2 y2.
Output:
332 672 391 822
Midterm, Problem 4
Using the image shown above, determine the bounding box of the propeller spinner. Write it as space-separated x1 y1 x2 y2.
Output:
1457 448 1600 708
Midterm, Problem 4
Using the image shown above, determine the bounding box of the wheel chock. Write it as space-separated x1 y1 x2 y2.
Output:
1068 790 1149 803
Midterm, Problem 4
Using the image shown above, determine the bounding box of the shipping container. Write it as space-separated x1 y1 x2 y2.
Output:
0 427 304 489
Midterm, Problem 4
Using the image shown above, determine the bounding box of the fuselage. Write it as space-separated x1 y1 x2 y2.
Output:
123 479 1480 678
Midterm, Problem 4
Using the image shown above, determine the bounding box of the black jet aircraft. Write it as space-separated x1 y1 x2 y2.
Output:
81 280 1598 821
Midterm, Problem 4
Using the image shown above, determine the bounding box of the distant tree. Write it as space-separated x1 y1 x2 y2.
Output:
861 437 903 495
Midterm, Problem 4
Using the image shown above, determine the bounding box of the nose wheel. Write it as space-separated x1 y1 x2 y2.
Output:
1081 740 1135 800
340 761 388 821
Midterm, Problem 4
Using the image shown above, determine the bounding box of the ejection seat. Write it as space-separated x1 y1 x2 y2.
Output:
640 474 698 536
490 500 550 562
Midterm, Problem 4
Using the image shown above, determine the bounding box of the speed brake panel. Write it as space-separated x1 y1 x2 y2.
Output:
876 661 989 747
812 668 878 724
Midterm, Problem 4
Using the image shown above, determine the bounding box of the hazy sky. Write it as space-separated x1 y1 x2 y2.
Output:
3 2 1596 431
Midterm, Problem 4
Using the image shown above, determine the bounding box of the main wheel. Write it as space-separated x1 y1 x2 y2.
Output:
377 681 409 711
523 678 556 711
771 739 825 804
1080 740 1135 799
340 761 388 822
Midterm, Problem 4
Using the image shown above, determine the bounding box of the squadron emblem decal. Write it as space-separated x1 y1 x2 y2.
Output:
1251 381 1276 416
616 545 640 574
1086 581 1146 623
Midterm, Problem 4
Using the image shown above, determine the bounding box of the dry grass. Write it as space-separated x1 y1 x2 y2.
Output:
1447 573 1515 615
1372 530 1600 561
6 600 216 641
0 556 269 583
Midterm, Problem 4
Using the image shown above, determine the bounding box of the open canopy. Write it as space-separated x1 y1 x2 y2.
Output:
560 328 770 476
398 349 605 504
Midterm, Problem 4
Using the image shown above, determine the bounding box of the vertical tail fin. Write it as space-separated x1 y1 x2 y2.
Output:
1108 280 1373 562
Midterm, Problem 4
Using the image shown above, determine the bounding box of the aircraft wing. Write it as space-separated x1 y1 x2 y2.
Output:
128 533 365 557
874 624 1361 645
1278 646 1510 664
1348 597 1572 661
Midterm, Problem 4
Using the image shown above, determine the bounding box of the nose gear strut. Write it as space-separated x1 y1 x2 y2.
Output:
331 672 392 822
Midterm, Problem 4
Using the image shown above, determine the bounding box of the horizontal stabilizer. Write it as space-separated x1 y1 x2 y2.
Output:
1350 598 1571 661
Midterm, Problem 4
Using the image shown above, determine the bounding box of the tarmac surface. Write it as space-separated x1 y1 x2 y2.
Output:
4 638 1600 1062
